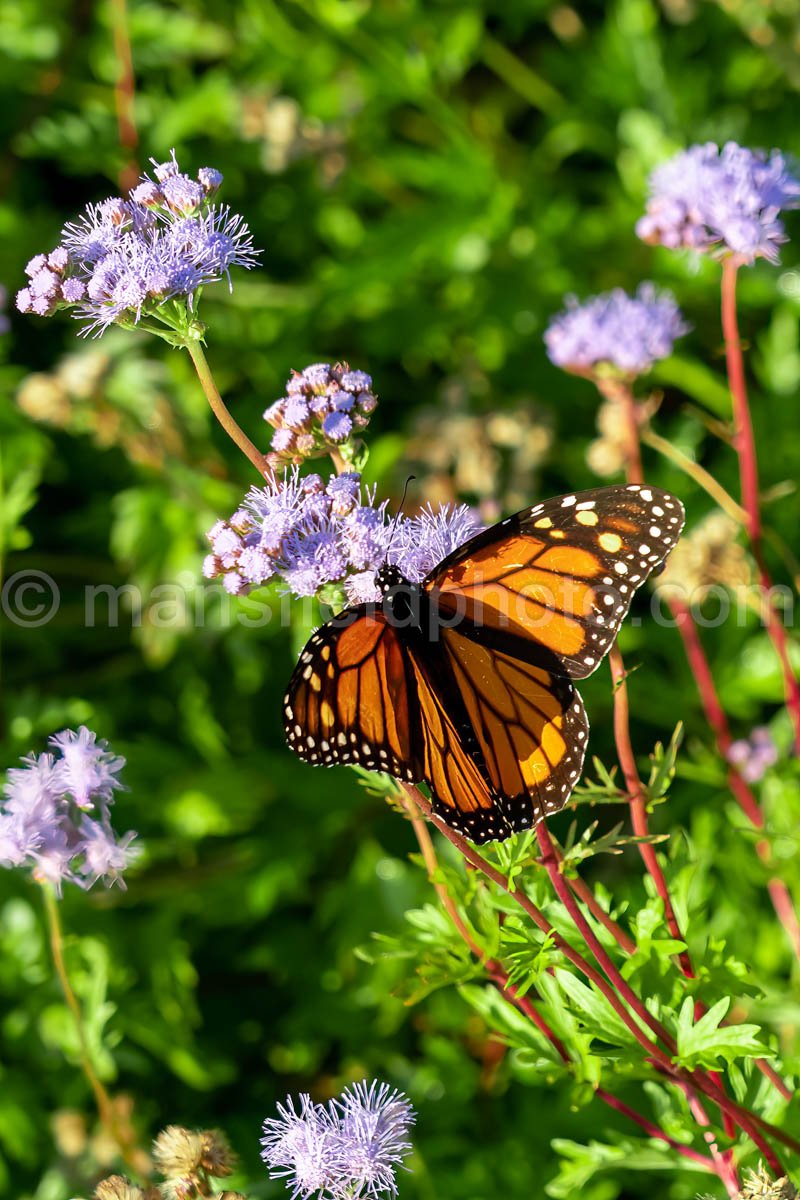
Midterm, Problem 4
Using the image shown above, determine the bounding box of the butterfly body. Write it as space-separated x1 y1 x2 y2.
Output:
284 484 685 843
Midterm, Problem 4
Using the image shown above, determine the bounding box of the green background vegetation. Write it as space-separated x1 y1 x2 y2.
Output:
2 1 800 1196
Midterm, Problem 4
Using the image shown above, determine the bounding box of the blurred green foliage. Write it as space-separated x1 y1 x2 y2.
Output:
2 1 800 1197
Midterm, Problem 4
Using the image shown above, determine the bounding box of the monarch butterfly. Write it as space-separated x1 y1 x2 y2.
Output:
284 483 684 843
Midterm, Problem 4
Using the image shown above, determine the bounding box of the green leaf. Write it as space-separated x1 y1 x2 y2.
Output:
552 968 641 1048
645 722 684 803
675 997 771 1068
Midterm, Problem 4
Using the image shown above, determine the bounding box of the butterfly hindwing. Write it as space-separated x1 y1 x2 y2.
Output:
428 483 685 679
439 627 589 829
405 649 511 843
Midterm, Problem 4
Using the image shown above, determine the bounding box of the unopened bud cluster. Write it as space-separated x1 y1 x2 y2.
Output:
263 362 377 468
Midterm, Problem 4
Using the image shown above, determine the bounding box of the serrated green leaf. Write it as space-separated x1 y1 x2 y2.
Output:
675 996 771 1068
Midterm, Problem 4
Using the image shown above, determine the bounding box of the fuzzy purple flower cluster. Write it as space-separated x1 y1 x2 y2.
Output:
0 727 138 894
264 363 378 467
637 142 800 264
727 727 779 784
204 467 482 604
16 152 258 336
261 1080 415 1200
544 283 688 375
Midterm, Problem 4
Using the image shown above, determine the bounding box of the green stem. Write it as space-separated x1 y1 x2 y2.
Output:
641 428 747 525
42 886 141 1174
185 341 270 477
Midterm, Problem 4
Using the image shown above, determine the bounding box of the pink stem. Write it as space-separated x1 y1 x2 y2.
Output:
616 384 800 1078
669 593 800 970
401 791 723 1176
721 258 800 752
608 643 694 978
402 786 795 1161
109 0 140 192
721 258 761 543
596 1088 721 1178
596 374 645 485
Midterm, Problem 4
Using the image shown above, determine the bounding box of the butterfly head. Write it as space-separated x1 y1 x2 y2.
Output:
375 564 407 596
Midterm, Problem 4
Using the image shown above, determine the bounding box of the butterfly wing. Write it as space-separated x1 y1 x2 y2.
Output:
426 483 685 679
283 604 508 840
404 649 512 843
283 600 589 844
284 482 685 845
436 626 589 835
283 606 419 780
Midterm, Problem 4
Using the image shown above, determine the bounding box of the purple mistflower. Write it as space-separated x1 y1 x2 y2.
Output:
544 284 689 375
261 1080 415 1200
203 468 482 606
637 142 800 265
205 469 389 600
727 727 779 783
264 363 378 466
0 727 138 894
49 726 126 810
16 151 260 337
333 1081 415 1199
388 503 483 586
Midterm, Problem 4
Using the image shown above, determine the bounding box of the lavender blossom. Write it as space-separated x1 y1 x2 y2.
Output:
203 467 482 605
389 503 483 587
0 727 138 893
16 152 260 338
727 727 779 783
544 284 689 376
204 469 388 599
264 363 378 467
637 142 800 265
261 1080 415 1200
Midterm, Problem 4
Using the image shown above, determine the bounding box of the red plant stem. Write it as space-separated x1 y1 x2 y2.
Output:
567 871 636 955
618 390 799 1084
721 258 800 752
614 398 738 1155
596 374 644 485
403 785 797 1161
676 1076 762 1192
721 259 760 543
607 640 740 1149
757 576 800 753
109 0 140 192
668 593 800 967
608 643 693 977
402 794 722 1181
595 1088 721 1177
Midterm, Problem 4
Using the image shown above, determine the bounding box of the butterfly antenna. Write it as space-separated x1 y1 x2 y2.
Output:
385 475 416 560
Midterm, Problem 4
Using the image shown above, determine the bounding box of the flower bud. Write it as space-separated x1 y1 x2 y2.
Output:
152 1125 203 1176
94 1176 143 1200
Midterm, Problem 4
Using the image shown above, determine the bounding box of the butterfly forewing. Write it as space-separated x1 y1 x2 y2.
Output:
427 483 685 679
284 607 419 781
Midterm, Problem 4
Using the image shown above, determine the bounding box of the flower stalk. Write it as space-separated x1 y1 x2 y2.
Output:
185 340 270 477
402 784 797 1166
401 791 724 1185
613 374 800 966
720 258 800 753
43 886 141 1173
